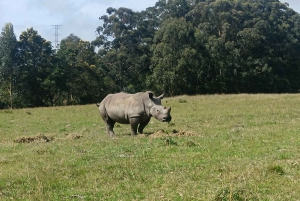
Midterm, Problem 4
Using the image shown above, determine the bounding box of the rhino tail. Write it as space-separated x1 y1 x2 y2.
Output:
96 103 100 107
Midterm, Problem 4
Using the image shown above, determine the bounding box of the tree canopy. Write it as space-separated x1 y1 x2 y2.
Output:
1 0 300 109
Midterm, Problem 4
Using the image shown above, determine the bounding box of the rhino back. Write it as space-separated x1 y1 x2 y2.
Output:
102 92 148 124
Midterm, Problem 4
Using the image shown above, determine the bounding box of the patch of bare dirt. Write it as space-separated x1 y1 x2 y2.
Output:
13 134 54 143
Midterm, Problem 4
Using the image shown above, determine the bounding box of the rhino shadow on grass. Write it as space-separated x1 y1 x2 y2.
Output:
96 91 172 136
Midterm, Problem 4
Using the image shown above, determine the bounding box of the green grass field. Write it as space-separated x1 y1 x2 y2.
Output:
1 94 300 200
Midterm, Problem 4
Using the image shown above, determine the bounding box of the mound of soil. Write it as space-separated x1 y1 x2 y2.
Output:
65 133 83 139
149 129 200 138
14 134 54 143
13 133 83 143
149 129 166 138
173 130 199 137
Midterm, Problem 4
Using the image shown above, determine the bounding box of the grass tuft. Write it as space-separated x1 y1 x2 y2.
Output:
214 187 252 201
163 137 178 146
185 140 197 147
178 99 188 103
3 109 13 114
267 165 285 175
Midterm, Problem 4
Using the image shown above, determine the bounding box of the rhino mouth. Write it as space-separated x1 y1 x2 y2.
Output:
161 117 172 122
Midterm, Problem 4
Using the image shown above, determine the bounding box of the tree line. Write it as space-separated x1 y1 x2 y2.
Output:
1 0 300 109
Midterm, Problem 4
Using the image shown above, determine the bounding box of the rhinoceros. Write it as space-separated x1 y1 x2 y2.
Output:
97 91 172 136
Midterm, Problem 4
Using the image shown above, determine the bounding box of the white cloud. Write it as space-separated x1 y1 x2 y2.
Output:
0 0 29 23
79 2 109 20
279 0 300 12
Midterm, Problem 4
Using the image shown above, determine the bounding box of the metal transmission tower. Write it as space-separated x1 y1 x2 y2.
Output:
52 25 62 49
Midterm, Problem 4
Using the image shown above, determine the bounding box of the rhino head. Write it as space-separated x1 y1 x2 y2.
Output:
148 92 172 122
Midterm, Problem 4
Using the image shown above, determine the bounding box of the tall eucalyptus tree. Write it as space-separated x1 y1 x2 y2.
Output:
150 18 201 95
17 28 54 107
56 34 104 105
0 23 18 109
93 7 155 92
188 0 300 93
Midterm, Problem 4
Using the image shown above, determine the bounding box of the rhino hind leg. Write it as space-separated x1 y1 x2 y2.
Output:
106 118 116 137
99 106 115 137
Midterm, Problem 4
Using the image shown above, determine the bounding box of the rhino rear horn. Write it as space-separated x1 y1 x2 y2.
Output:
157 93 164 100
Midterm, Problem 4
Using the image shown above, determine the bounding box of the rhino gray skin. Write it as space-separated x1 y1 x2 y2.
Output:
97 91 172 136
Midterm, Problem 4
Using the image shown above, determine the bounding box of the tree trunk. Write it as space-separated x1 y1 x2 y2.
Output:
10 81 12 109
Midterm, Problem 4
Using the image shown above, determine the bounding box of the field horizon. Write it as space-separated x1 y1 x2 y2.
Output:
1 94 300 200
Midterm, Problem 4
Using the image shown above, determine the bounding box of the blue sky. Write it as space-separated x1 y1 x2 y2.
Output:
0 0 158 43
0 0 299 44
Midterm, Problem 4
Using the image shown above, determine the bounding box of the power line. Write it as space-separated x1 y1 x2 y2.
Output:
51 25 62 49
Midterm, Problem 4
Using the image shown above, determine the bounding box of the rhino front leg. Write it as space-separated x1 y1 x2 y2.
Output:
129 117 140 136
138 119 150 134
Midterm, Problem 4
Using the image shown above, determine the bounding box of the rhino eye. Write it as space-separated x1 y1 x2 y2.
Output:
157 109 160 113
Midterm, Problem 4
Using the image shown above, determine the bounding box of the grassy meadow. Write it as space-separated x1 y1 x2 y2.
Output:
1 94 300 200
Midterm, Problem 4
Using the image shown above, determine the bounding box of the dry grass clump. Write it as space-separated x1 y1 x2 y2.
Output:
13 134 54 143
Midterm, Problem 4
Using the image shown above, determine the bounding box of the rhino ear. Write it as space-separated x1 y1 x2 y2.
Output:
157 93 164 100
148 92 154 99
